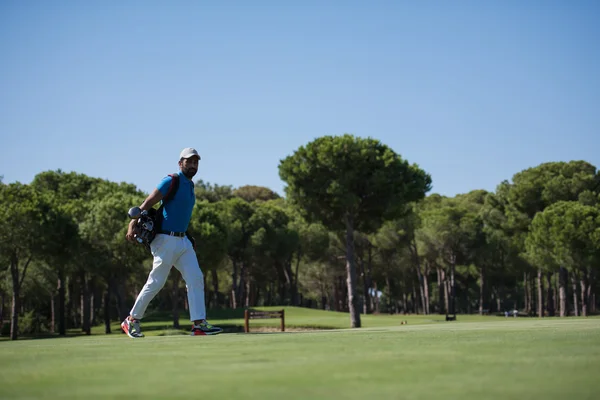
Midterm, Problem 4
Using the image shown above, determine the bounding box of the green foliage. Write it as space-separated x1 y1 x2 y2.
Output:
279 134 432 233
233 185 280 202
248 201 297 265
527 201 600 275
194 180 234 203
418 195 483 266
189 202 228 270
219 197 256 263
484 161 599 274
0 183 46 258
509 161 598 219
2 153 600 334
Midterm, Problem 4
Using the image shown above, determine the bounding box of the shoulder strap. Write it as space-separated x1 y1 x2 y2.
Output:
162 173 180 204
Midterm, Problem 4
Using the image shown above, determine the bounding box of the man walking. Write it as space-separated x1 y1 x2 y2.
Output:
123 147 222 338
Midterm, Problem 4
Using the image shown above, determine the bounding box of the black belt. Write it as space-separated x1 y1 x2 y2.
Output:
160 230 186 237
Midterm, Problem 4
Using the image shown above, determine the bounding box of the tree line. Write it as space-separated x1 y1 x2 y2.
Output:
1 134 599 339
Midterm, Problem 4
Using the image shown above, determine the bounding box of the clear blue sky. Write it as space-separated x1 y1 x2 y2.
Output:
1 0 598 197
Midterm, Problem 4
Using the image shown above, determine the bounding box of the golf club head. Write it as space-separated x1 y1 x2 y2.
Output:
128 206 142 219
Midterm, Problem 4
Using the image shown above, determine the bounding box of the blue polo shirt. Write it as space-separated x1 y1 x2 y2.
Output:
156 171 196 232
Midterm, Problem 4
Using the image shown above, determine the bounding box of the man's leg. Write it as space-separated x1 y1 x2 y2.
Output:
174 240 206 322
123 235 174 338
175 239 222 335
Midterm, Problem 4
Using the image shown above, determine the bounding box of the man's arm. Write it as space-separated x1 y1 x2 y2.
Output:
126 189 165 242
140 188 164 211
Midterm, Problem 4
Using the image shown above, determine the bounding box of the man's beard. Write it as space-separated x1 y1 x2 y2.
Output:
182 167 197 179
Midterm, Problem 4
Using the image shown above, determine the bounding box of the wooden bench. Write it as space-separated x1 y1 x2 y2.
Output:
244 309 285 333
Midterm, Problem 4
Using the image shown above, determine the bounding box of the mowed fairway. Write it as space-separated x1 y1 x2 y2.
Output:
1 317 599 400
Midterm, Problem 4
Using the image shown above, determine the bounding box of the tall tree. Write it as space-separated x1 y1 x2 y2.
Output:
418 197 479 318
32 171 106 332
219 198 256 308
80 191 148 333
188 202 229 309
0 184 61 339
503 161 599 317
527 201 600 316
285 205 330 307
279 134 431 327
247 201 298 306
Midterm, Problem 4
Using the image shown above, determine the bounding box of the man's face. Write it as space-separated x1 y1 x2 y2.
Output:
179 156 199 179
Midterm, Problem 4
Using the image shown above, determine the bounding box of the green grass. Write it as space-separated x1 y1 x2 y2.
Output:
1 310 599 400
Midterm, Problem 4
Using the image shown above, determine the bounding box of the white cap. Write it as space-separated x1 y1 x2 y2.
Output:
179 147 201 160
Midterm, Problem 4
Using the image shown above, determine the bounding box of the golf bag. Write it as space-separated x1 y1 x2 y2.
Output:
127 173 196 251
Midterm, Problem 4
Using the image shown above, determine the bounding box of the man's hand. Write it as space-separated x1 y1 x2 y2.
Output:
126 219 138 243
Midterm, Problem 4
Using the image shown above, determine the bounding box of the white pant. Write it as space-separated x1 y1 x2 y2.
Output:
130 234 206 321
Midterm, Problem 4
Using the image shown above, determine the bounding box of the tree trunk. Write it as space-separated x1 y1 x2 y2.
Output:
412 284 418 314
525 271 532 315
402 292 407 315
465 276 471 314
385 274 392 314
411 241 428 315
9 251 31 340
172 273 181 329
291 254 301 306
80 269 91 335
55 273 66 335
10 284 19 340
245 276 252 307
211 269 219 308
104 281 112 334
559 267 567 317
586 270 594 314
50 292 55 334
89 290 95 327
365 245 374 314
537 268 543 317
580 273 588 317
359 256 370 314
523 272 529 314
423 269 430 315
335 276 344 312
88 277 97 328
479 267 485 315
443 270 450 315
546 272 555 316
282 259 295 306
437 267 445 314
0 290 4 331
204 270 209 310
238 264 247 309
416 269 425 314
115 281 128 322
494 287 501 312
448 256 456 315
10 254 20 340
373 281 380 313
230 260 238 309
344 215 361 328
572 274 579 317
553 272 558 314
